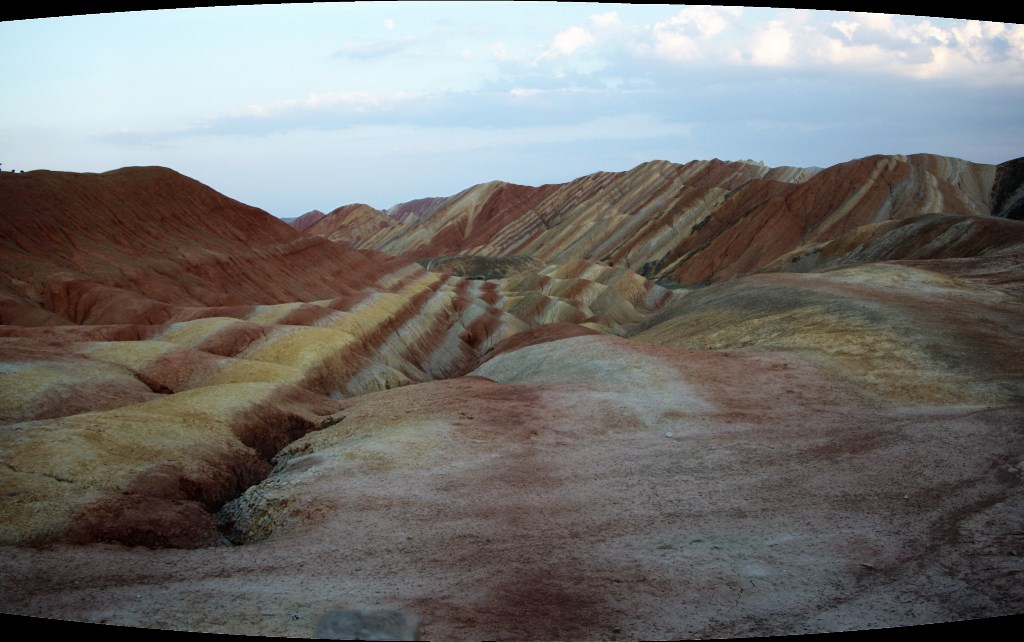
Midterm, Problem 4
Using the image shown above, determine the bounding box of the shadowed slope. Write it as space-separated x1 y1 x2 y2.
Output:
0 167 414 325
992 157 1024 220
764 213 1024 274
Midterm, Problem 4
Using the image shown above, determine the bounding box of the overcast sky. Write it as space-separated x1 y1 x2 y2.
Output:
2 3 1022 217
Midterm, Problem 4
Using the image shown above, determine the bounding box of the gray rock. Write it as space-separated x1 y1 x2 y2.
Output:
314 610 421 640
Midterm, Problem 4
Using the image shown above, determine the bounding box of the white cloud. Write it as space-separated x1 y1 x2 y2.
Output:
855 12 895 32
335 36 415 59
750 20 793 66
831 20 860 41
333 114 693 154
509 87 543 98
384 18 394 30
491 42 515 61
605 9 1017 84
1009 23 1024 55
666 5 741 38
652 28 699 62
535 26 594 64
222 90 424 122
589 11 622 31
807 14 1024 83
491 8 1007 85
820 38 887 67
651 5 742 61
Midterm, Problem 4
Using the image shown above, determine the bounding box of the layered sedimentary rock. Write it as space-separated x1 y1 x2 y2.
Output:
387 195 449 224
312 154 1000 285
764 213 1024 274
0 167 673 549
1 157 1022 640
355 180 561 259
0 167 414 326
631 257 1024 405
304 203 395 245
285 209 326 231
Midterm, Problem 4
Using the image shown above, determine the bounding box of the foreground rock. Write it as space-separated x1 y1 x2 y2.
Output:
2 332 1020 638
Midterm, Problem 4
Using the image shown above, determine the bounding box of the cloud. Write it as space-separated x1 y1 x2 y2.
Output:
589 11 622 32
456 9 1024 88
102 90 426 144
95 9 1024 162
535 26 594 64
651 5 743 61
831 20 860 41
631 9 1024 84
509 87 543 98
491 42 516 61
750 20 793 66
812 15 1024 82
384 18 394 30
314 114 693 156
334 36 415 60
231 91 386 118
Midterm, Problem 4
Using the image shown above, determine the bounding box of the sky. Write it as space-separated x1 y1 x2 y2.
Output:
1 3 1022 217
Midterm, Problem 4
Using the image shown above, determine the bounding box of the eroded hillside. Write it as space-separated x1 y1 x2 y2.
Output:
307 154 1002 285
1 158 1022 640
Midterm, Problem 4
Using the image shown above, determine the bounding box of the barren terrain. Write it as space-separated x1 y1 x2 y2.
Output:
1 155 1022 639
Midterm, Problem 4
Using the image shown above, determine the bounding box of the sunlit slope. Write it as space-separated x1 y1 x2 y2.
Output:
313 154 1001 285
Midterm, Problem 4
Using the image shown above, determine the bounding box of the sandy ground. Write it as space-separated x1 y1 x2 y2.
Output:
1 337 1021 640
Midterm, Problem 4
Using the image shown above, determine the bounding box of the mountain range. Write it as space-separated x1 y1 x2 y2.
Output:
1 154 1022 639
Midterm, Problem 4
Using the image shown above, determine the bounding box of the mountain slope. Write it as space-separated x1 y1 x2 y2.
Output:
0 166 674 548
304 203 395 246
0 167 413 325
311 154 1001 285
0 157 1022 639
285 209 326 231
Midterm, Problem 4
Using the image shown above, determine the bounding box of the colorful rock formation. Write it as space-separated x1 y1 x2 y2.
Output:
311 154 997 286
0 155 1022 639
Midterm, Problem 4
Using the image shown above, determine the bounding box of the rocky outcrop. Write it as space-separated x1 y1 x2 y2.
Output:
991 157 1024 220
310 154 1007 286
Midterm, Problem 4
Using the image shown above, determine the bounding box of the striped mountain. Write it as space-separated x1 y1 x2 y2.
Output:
304 154 1016 285
1 155 1023 639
